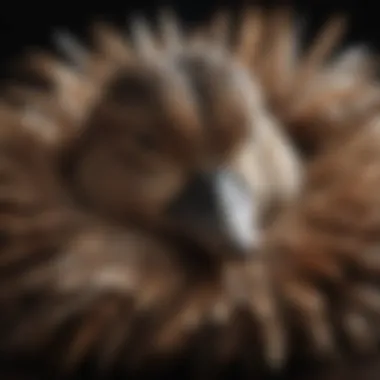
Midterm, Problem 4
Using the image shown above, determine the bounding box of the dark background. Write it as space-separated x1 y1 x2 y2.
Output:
0 0 379 66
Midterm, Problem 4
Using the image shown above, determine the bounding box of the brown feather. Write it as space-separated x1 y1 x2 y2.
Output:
1 6 380 380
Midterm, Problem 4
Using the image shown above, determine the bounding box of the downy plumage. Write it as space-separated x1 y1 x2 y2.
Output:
0 6 380 380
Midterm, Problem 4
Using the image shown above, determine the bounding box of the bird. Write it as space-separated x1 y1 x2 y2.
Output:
0 5 380 380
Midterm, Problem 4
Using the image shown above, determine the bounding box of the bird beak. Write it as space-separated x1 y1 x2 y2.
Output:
167 168 258 256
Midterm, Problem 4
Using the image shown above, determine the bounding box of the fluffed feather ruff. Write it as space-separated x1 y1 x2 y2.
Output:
0 6 380 380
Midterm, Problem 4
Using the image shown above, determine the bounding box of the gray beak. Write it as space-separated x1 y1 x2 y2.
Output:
167 168 258 256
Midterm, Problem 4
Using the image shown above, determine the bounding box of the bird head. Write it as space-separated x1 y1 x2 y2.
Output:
13 13 303 259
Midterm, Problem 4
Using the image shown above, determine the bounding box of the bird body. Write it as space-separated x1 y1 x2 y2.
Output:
0 6 380 380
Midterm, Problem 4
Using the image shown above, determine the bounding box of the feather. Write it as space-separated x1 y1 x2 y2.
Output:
53 29 89 70
157 8 183 53
231 8 380 156
1 6 380 380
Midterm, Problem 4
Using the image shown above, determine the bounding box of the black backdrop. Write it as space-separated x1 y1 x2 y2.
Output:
0 0 379 64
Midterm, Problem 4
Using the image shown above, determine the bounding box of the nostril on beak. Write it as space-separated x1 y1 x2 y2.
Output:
167 168 258 256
